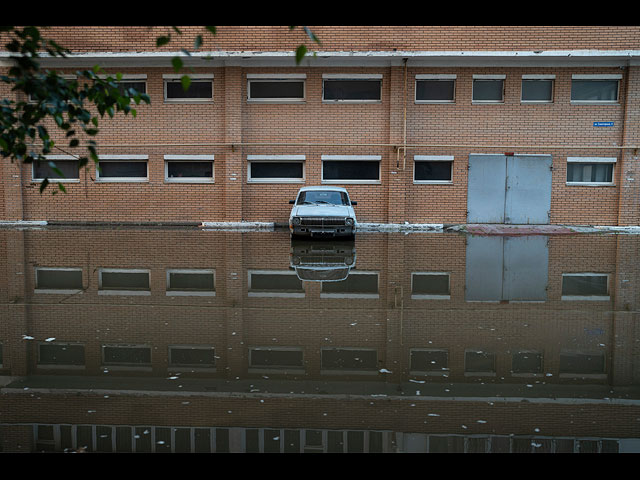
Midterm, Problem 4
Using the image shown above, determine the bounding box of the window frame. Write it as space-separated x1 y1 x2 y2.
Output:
566 157 616 186
168 344 217 371
520 74 555 104
464 349 497 377
101 343 152 370
31 155 81 183
247 269 305 298
320 347 379 375
95 155 149 183
98 268 151 296
320 271 379 299
246 74 306 103
163 73 213 103
37 341 86 369
409 348 450 376
414 74 456 104
165 268 216 296
570 74 621 104
34 266 84 294
322 74 383 103
247 155 306 183
413 156 454 184
561 273 610 301
164 155 215 184
410 272 451 299
321 155 382 184
97 74 147 101
248 346 305 373
472 74 505 104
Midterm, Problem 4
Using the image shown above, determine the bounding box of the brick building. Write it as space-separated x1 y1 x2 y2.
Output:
1 26 640 226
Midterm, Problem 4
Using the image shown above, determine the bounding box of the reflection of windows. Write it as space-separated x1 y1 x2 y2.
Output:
411 272 450 298
96 155 148 182
249 347 304 371
511 350 543 374
247 155 305 183
413 156 453 183
559 351 606 376
164 155 214 183
321 272 379 298
163 74 213 102
35 267 83 293
321 347 378 373
166 269 215 296
38 342 85 367
168 345 216 369
322 74 382 102
566 157 615 185
321 155 381 183
561 273 610 300
571 74 620 103
410 349 449 374
248 270 304 297
465 349 496 375
247 74 305 102
98 268 151 296
102 344 151 368
521 75 554 103
415 75 455 103
32 155 80 182
246 428 388 453
472 75 505 103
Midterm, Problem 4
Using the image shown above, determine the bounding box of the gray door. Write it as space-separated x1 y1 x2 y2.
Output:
467 154 552 224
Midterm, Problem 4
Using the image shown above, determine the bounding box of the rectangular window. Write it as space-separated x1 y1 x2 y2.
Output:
411 272 450 299
561 273 609 300
322 74 382 102
38 342 85 367
35 267 83 293
169 345 216 369
117 80 146 96
321 155 381 183
247 74 305 102
559 351 605 375
465 349 496 375
521 75 554 103
32 155 80 182
571 74 620 103
321 272 379 298
163 74 213 102
321 348 378 373
410 349 449 374
472 75 505 103
102 344 151 367
566 157 615 185
415 75 456 103
247 155 305 183
248 270 305 297
98 268 150 295
249 347 304 371
413 156 453 183
166 269 215 296
511 351 543 374
164 155 214 183
96 155 148 182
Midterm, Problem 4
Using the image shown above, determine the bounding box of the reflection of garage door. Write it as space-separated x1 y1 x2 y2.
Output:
467 154 552 224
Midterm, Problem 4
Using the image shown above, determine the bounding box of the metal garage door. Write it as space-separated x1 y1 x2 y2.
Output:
467 154 552 224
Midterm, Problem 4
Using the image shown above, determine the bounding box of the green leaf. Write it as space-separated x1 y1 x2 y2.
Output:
39 177 49 193
295 45 307 64
181 75 191 91
171 56 183 72
156 36 171 47
194 35 202 50
205 26 216 35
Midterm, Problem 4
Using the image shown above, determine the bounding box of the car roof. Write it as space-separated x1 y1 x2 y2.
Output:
298 186 348 193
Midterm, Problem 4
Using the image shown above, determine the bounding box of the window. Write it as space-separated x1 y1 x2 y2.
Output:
168 345 216 369
415 75 456 103
247 74 305 102
35 267 83 293
102 344 151 368
322 74 382 102
559 351 605 375
166 269 215 296
98 74 147 99
98 268 150 295
561 273 610 300
247 155 305 183
96 155 148 182
321 272 379 298
411 272 450 299
410 349 449 374
163 74 213 102
38 342 85 367
413 156 453 184
249 347 304 371
321 155 381 183
32 155 80 182
566 157 615 185
164 155 214 183
511 351 543 374
571 74 620 103
472 75 505 103
521 75 554 103
321 348 378 373
465 349 496 375
248 270 305 298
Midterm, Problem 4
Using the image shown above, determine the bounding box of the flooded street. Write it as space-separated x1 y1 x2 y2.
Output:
1 227 639 453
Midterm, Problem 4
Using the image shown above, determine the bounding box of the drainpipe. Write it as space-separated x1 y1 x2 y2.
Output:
617 62 632 226
403 58 408 171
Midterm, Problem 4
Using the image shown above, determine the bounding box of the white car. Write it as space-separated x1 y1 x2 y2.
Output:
289 186 357 239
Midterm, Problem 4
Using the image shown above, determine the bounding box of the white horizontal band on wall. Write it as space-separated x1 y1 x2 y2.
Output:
162 74 214 79
572 74 623 79
97 155 148 160
522 74 556 79
43 154 80 160
247 155 305 161
415 74 457 79
247 73 306 79
567 157 617 163
473 74 506 79
164 155 215 160
414 155 454 161
322 74 383 79
321 155 382 161
96 74 147 80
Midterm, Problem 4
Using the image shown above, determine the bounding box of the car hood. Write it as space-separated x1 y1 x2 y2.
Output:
291 204 354 217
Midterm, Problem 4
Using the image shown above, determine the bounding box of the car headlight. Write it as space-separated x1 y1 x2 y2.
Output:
345 217 354 226
292 216 301 225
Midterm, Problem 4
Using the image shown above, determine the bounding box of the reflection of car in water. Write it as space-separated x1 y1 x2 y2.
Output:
290 239 356 282
289 186 357 239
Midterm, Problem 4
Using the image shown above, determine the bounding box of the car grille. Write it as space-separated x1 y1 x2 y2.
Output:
300 217 346 227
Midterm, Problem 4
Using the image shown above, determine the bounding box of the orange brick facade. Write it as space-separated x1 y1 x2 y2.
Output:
1 26 640 226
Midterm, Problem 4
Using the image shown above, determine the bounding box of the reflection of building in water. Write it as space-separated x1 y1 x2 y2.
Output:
0 228 639 452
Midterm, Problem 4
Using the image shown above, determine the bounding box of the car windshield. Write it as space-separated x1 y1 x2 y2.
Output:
297 190 350 206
